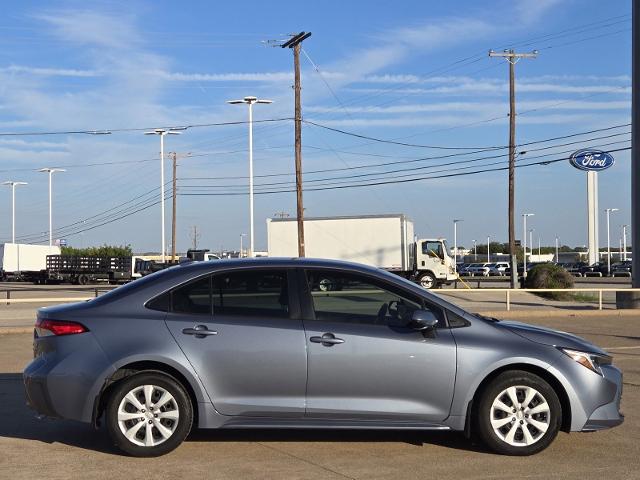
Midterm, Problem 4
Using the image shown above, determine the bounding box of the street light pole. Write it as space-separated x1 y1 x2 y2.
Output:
453 219 462 274
3 181 27 243
555 235 559 262
38 168 65 247
529 229 534 262
623 224 628 261
144 128 184 263
240 233 247 258
473 239 477 261
605 208 620 275
522 213 534 278
487 236 490 263
226 97 273 257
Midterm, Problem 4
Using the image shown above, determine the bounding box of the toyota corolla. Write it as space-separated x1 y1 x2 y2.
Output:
23 258 623 457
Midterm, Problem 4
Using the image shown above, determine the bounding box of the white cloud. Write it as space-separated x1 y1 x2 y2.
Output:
0 65 98 77
306 100 629 115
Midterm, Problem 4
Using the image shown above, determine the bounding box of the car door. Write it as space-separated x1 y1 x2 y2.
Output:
301 268 457 422
163 268 307 417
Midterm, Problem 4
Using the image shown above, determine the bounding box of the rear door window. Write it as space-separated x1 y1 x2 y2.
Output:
212 270 290 318
172 276 212 315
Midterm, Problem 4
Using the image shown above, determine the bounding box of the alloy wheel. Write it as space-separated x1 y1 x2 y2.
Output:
117 384 180 447
490 385 550 447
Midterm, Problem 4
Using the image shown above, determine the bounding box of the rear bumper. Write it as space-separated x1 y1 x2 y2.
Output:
23 333 115 423
24 359 59 418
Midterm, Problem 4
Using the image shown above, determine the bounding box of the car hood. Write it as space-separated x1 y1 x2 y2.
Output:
498 321 608 355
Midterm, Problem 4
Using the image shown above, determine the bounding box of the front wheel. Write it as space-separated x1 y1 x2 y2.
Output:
106 372 193 457
418 272 436 289
476 370 562 455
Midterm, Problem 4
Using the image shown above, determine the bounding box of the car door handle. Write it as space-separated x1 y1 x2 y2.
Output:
182 325 218 337
310 333 344 346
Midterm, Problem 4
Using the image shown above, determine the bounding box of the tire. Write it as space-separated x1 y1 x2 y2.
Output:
105 371 193 457
318 277 335 292
418 272 436 289
476 370 561 456
78 275 89 286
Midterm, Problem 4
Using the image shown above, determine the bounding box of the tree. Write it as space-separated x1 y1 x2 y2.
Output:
61 244 133 257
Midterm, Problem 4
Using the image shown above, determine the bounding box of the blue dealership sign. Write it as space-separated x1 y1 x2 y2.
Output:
569 149 615 172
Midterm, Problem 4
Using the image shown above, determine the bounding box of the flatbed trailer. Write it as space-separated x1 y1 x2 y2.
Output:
39 255 133 285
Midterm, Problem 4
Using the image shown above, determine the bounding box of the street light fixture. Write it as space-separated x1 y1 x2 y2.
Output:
38 168 65 247
453 219 463 274
226 96 273 258
522 213 534 278
144 128 184 263
3 181 28 243
605 208 619 275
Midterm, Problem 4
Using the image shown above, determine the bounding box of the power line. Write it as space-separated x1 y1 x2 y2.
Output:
178 123 631 180
0 117 293 137
178 147 632 196
302 119 506 149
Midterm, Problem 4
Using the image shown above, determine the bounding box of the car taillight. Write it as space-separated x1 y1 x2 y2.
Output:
35 319 89 337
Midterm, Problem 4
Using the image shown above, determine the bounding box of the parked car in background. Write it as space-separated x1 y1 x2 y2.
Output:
558 262 587 277
468 263 492 276
579 263 609 276
488 262 510 276
24 258 623 457
612 261 632 275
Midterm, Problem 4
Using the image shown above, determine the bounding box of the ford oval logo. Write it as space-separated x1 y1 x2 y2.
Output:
569 149 615 172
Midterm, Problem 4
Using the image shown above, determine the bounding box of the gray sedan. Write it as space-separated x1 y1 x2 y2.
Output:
23 258 623 457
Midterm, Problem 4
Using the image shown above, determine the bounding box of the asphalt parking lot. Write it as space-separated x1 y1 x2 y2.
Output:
1 314 639 480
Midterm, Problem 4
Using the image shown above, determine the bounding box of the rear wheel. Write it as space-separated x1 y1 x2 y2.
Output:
418 272 436 289
106 372 193 457
476 370 561 455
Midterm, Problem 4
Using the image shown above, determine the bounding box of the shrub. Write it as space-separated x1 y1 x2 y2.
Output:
525 263 574 300
61 244 133 257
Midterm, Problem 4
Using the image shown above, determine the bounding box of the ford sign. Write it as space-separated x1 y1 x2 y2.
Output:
569 149 615 172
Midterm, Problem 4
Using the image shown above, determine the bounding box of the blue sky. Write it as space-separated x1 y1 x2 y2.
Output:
0 0 632 253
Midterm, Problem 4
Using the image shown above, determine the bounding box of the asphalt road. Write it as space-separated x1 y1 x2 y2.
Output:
1 314 638 479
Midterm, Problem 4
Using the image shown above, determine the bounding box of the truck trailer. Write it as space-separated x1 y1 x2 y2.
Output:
0 243 61 281
39 255 134 285
266 214 456 288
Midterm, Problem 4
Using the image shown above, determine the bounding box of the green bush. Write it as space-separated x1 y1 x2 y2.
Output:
525 263 574 300
61 244 133 257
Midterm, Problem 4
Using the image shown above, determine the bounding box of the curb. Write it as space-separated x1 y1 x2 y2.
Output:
477 310 640 319
0 327 33 335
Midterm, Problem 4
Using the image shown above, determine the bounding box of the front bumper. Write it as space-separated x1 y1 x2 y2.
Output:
582 365 624 431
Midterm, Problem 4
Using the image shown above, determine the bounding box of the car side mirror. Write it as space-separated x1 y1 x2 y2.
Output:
409 309 439 331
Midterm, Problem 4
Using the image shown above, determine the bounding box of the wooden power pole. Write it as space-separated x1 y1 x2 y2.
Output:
169 152 190 262
489 48 537 289
171 152 177 263
282 31 312 257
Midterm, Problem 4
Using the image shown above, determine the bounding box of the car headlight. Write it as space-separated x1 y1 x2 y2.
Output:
560 348 612 376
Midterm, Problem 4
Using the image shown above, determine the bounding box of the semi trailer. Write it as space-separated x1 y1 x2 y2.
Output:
267 214 456 288
0 243 61 281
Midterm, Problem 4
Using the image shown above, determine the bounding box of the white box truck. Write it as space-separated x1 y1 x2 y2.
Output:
267 214 457 288
0 243 61 281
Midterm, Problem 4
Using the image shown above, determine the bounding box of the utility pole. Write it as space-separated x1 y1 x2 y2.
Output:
168 152 190 263
282 31 312 257
191 225 200 250
172 152 178 263
489 48 537 289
